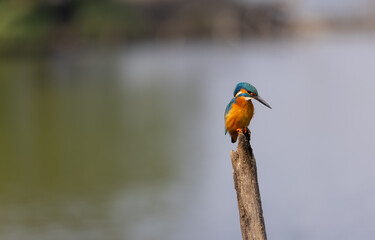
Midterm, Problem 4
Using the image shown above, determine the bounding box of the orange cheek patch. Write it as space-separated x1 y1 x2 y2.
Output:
240 89 248 95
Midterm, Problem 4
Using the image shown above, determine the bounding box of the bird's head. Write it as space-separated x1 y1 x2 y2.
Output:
234 82 258 96
234 82 272 109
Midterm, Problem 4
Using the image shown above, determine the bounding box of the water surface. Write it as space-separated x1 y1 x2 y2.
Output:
1 33 375 239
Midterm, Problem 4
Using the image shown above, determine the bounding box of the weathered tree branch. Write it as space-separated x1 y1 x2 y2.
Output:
230 132 267 240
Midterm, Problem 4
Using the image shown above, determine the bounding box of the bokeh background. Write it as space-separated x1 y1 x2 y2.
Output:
1 0 375 239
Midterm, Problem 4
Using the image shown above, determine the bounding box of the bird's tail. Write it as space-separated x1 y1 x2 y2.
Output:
230 132 238 143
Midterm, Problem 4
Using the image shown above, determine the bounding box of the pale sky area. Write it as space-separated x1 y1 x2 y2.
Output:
297 0 374 17
241 0 375 18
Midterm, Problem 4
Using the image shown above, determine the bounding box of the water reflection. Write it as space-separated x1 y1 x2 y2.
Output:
0 57 185 240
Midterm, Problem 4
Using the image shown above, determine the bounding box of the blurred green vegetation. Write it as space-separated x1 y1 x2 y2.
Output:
0 0 146 55
0 1 55 55
75 1 146 41
0 0 290 56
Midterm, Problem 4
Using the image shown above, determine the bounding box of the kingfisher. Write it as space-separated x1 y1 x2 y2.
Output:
225 82 271 143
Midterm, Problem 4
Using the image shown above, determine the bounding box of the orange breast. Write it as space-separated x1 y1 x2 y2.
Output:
225 97 254 134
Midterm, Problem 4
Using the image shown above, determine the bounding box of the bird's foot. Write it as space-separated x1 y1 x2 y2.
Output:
236 128 244 134
236 127 249 134
236 128 250 141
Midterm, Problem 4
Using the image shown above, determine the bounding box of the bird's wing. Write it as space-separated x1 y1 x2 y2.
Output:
224 97 237 134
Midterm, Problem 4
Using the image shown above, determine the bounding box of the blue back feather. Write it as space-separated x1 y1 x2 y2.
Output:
224 98 236 134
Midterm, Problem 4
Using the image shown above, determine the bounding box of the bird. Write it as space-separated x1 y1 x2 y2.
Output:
225 82 271 143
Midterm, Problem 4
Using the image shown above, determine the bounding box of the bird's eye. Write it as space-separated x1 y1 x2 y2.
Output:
250 92 256 96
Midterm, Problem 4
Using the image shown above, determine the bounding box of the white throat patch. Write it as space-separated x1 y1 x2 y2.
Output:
235 91 242 97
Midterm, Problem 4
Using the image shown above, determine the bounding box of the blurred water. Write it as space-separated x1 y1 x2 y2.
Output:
1 33 375 240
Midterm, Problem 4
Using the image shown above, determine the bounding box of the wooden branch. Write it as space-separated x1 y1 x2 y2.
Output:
230 132 267 240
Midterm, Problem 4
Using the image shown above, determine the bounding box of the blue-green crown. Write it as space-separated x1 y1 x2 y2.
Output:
233 82 258 96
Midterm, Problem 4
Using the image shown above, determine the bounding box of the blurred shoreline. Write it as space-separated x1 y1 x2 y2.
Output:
1 0 375 56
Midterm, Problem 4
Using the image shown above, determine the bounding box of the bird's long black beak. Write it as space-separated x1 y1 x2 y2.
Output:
254 95 272 109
